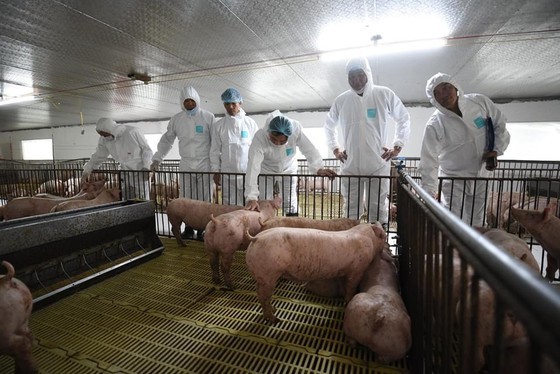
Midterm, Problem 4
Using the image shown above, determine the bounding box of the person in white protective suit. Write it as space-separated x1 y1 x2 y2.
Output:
210 88 259 206
150 85 215 239
245 111 337 214
324 57 410 225
418 73 510 226
82 118 153 200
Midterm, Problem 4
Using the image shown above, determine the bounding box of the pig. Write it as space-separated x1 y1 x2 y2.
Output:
259 216 360 232
50 187 121 212
204 196 282 290
343 245 412 363
35 179 65 196
500 337 560 374
1 180 106 220
64 177 82 197
166 199 244 247
474 227 540 272
503 197 559 234
510 202 560 280
458 280 527 373
300 176 330 193
486 191 525 228
245 222 387 323
150 179 179 208
0 261 38 373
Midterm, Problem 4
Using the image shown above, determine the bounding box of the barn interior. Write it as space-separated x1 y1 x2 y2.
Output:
1 0 560 373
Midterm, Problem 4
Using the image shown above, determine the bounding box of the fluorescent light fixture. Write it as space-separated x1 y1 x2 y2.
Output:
318 13 449 60
0 95 37 106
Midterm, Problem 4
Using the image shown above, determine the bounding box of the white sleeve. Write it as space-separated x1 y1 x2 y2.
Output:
324 103 341 152
418 124 441 195
297 130 323 174
244 136 265 201
209 122 222 172
388 90 411 148
83 139 110 174
152 119 176 163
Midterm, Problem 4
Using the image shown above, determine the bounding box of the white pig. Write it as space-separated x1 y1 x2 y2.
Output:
166 199 244 247
510 202 560 280
259 216 360 232
204 196 282 290
343 245 412 363
1 180 106 220
0 261 38 373
245 222 387 323
51 187 121 212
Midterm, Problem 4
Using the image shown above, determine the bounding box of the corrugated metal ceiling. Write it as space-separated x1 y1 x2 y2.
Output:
0 0 559 131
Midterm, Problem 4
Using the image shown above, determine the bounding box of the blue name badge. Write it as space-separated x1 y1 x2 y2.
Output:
195 125 204 133
367 108 377 119
286 148 294 156
241 130 248 139
473 117 485 129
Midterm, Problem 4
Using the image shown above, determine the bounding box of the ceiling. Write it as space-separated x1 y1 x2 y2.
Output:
0 0 559 132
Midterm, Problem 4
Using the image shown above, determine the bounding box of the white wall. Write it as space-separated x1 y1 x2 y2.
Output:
0 100 559 161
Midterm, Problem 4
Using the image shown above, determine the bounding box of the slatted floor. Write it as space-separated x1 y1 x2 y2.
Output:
0 238 408 373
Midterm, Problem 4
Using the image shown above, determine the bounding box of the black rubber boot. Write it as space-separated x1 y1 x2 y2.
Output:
196 230 205 241
181 226 195 239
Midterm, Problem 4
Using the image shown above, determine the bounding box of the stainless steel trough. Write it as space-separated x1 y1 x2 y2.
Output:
0 200 164 309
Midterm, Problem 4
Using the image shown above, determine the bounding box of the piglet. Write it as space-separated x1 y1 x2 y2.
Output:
510 202 560 280
0 261 38 373
245 222 386 323
1 180 106 220
343 245 411 363
166 199 244 247
50 187 121 212
204 196 282 290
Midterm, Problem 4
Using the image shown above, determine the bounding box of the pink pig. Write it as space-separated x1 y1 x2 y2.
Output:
245 223 386 323
204 196 282 290
0 261 38 373
343 245 412 363
510 202 560 280
166 199 244 247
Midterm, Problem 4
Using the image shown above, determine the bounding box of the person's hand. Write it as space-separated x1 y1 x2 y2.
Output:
80 171 90 186
333 148 347 163
150 161 160 171
317 168 337 180
381 146 402 161
245 200 259 211
213 173 222 186
482 151 498 171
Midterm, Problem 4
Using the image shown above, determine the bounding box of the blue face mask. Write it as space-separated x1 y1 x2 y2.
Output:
186 107 199 116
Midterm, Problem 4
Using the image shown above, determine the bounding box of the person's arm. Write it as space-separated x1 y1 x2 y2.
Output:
418 124 442 197
324 103 342 156
483 96 510 156
131 129 153 170
244 136 265 204
297 129 324 174
82 138 110 182
152 118 177 164
209 121 222 173
388 89 411 150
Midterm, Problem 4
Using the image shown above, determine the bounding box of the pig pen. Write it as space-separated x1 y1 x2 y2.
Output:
0 200 164 309
396 167 560 372
0 236 409 373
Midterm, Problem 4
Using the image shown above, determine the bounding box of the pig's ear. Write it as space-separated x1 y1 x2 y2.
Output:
543 206 554 221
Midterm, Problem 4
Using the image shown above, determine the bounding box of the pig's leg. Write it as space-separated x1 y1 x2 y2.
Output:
342 275 361 304
545 253 559 281
169 215 186 247
206 249 221 285
221 252 237 290
255 280 280 323
11 330 38 373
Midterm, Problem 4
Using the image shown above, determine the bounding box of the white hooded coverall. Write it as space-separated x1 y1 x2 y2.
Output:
210 108 258 205
83 118 153 200
324 57 410 224
245 114 323 215
152 86 215 201
418 73 510 226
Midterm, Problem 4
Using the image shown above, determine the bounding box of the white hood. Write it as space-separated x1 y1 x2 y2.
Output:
179 86 201 116
345 57 373 94
425 72 463 115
